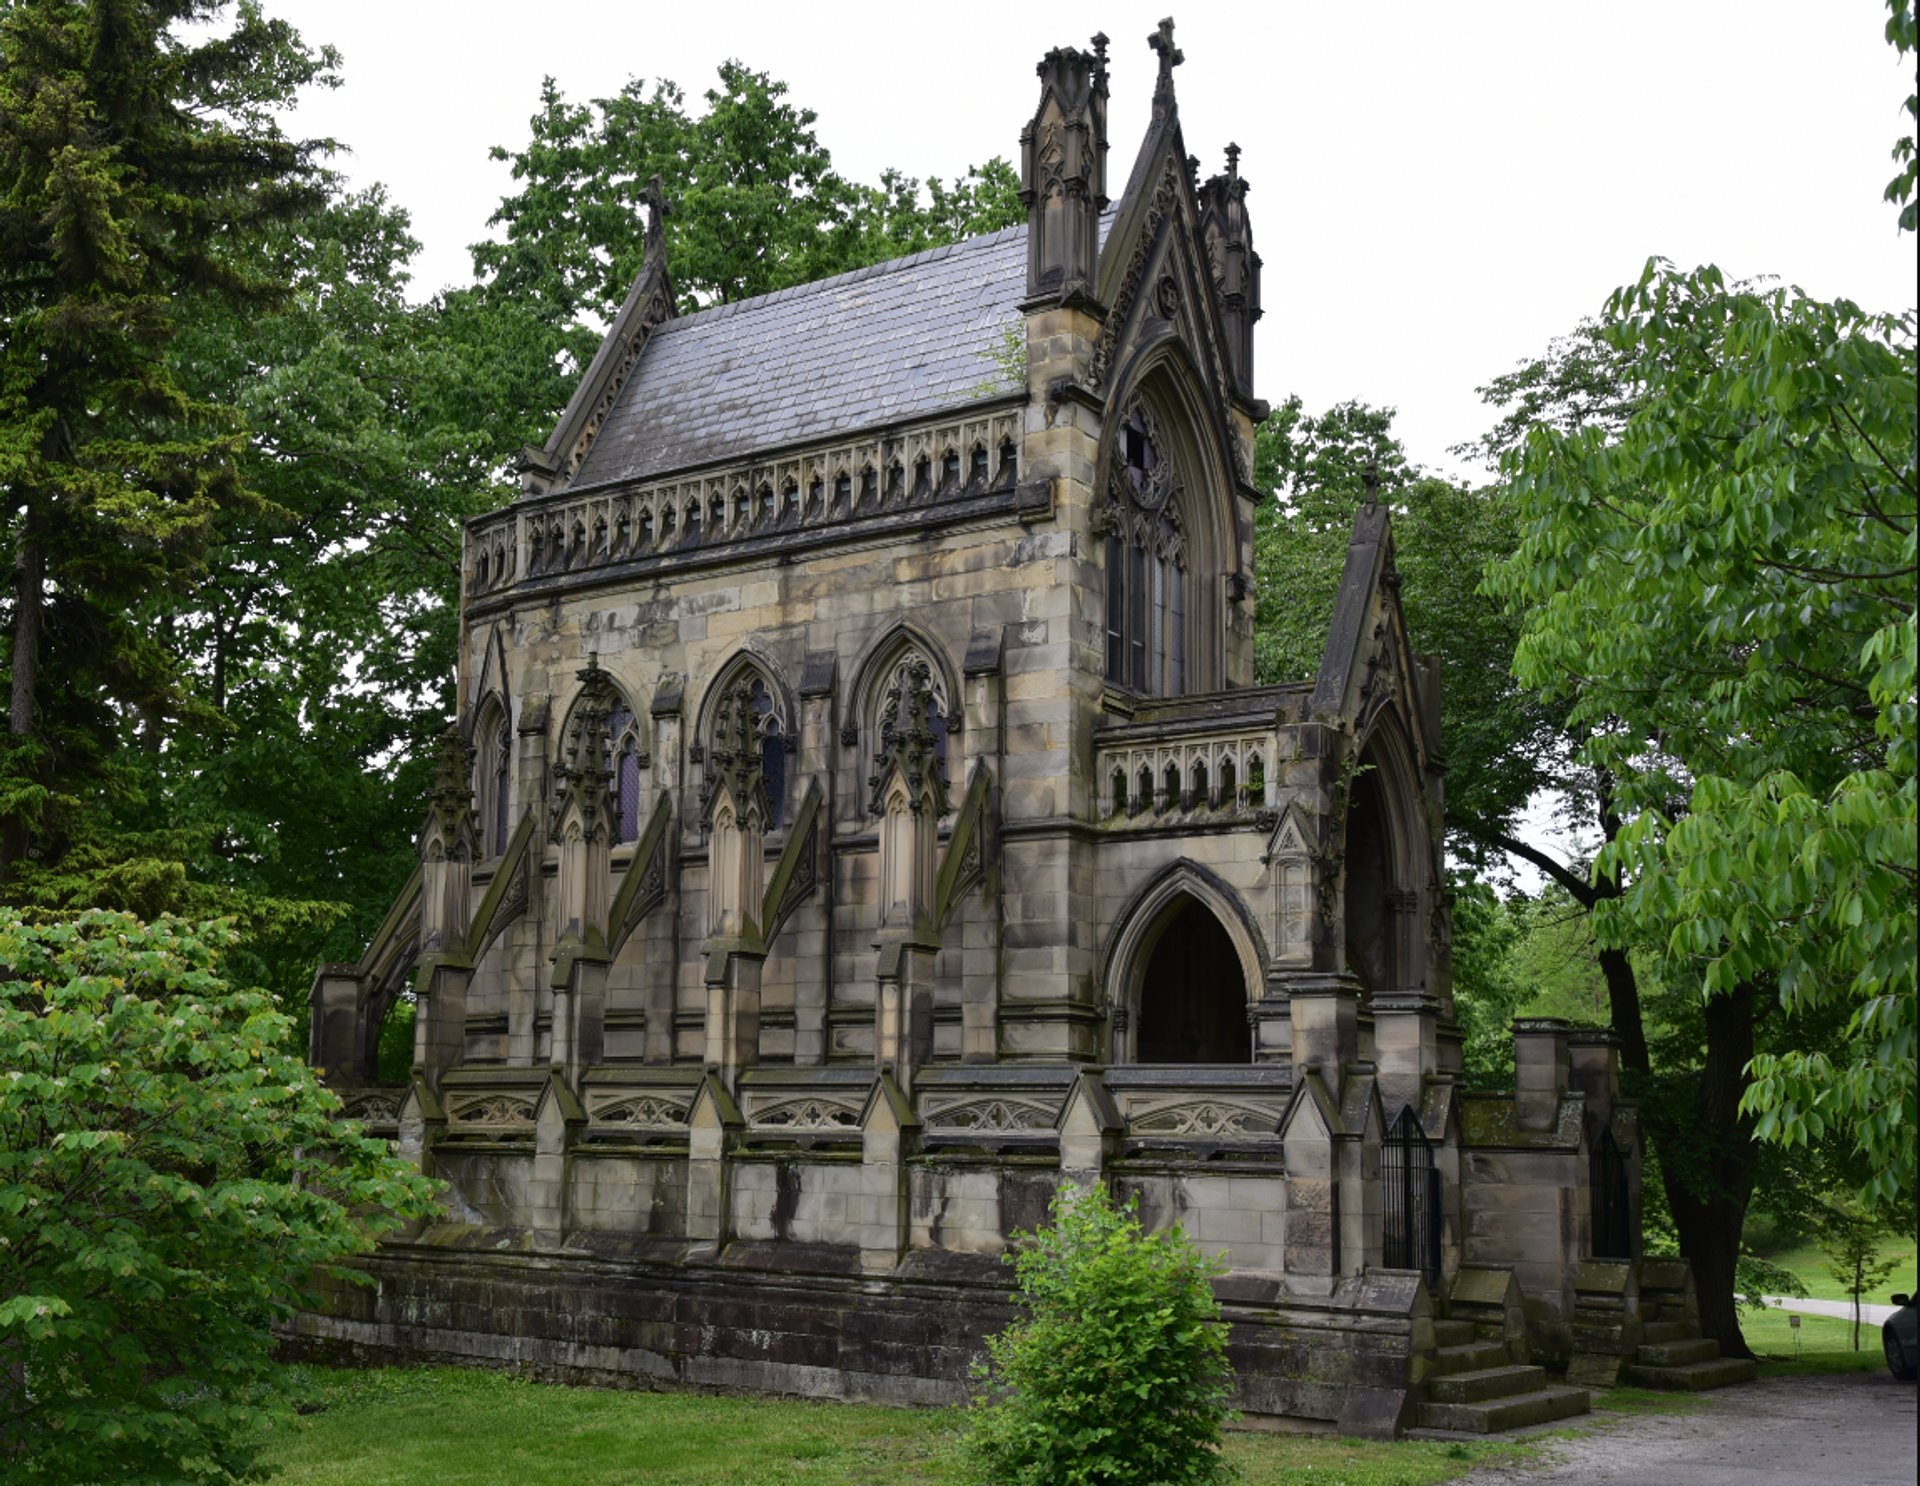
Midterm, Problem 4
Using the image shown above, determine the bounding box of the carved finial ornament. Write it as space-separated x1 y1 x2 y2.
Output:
702 680 774 828
1148 16 1184 121
425 725 477 840
868 660 951 817
550 656 619 834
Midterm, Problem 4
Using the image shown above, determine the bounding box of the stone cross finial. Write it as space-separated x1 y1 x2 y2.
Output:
640 173 674 253
1148 17 1184 119
1149 16 1183 75
1092 31 1109 68
1362 462 1381 507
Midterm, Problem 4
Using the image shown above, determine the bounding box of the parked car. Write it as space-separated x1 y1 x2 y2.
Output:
1885 1290 1917 1381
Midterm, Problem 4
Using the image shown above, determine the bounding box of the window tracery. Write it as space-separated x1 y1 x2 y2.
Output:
702 666 788 831
1099 403 1187 697
866 656 952 818
474 700 512 857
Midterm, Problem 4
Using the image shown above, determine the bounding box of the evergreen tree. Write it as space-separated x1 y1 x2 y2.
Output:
0 0 336 894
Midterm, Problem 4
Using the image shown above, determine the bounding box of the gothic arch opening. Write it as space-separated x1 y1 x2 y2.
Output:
1098 344 1239 699
1137 897 1248 1064
1344 760 1395 998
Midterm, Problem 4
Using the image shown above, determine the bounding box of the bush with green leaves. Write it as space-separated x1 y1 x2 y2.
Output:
967 1183 1235 1486
0 911 439 1483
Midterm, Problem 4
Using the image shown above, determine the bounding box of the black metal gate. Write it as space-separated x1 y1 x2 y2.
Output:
1382 1104 1441 1284
1591 1126 1632 1259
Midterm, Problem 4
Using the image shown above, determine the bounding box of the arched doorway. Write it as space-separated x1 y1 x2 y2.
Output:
1137 898 1249 1063
1343 760 1396 998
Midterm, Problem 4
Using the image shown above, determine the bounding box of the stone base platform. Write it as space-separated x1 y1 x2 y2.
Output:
287 1229 1433 1437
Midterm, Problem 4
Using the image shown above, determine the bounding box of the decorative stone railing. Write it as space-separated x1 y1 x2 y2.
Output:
581 1068 704 1144
465 403 1025 602
434 1067 549 1145
1105 1065 1291 1153
913 1066 1078 1148
334 1084 407 1138
1093 686 1311 822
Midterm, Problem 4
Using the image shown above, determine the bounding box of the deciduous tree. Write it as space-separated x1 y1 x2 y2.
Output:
0 910 438 1483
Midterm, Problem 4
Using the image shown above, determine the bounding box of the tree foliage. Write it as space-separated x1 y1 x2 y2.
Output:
967 1184 1234 1486
0 910 439 1482
1489 261 1917 1210
475 63 1023 352
0 0 336 887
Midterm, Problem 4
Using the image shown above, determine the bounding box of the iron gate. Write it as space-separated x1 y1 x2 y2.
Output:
1382 1104 1441 1283
1591 1125 1632 1259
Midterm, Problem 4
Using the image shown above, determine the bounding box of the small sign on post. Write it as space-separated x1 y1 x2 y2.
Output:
1789 1310 1802 1358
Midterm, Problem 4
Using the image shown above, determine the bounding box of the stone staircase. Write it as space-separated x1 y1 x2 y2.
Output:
1620 1261 1755 1390
1570 1256 1757 1390
1414 1267 1592 1433
1415 1317 1594 1432
1622 1319 1754 1388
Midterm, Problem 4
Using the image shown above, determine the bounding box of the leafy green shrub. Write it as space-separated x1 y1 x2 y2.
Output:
0 911 439 1483
967 1183 1235 1485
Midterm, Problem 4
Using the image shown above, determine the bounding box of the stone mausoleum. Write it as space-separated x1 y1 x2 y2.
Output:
299 23 1752 1434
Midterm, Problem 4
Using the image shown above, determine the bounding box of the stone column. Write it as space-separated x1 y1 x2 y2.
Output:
413 961 470 1088
857 1075 917 1272
308 964 368 1081
1371 989 1439 1122
1513 1017 1572 1131
685 1073 743 1262
703 947 763 1088
795 651 838 1065
960 628 1005 1064
874 939 936 1098
528 1076 584 1246
1286 972 1361 1084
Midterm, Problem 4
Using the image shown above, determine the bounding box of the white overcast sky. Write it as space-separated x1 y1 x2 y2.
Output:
265 0 1915 480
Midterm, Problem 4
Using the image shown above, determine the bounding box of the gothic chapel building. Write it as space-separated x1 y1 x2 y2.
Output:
304 24 1749 1434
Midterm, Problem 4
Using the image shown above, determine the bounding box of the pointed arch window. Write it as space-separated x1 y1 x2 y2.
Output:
704 664 790 832
474 701 512 857
605 697 645 845
1102 404 1187 697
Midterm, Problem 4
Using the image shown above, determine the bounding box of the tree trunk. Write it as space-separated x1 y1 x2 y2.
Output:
1652 984 1760 1359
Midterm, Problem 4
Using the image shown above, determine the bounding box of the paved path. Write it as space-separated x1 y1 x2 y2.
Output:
1461 1371 1915 1486
1761 1294 1898 1326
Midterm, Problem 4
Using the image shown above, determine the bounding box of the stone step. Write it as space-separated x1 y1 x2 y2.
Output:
1432 1318 1477 1348
1623 1355 1757 1391
1639 1319 1691 1345
1414 1385 1592 1434
1431 1340 1512 1375
1428 1364 1548 1404
1637 1337 1721 1367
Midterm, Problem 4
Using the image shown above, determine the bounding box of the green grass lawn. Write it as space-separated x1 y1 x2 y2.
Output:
1740 1302 1890 1374
261 1366 1545 1486
1756 1231 1915 1303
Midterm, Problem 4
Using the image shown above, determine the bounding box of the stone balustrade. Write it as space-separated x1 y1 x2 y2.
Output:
465 403 1025 602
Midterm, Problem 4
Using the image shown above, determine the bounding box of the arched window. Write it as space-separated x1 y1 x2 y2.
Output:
703 662 791 832
747 676 785 825
1102 404 1188 697
605 697 644 845
474 700 511 857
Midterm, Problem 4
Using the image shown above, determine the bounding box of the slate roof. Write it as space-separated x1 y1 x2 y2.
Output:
568 224 1031 489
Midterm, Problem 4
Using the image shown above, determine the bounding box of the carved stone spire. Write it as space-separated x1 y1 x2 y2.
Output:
1148 16 1184 125
1199 140 1263 395
421 725 478 860
1019 34 1110 306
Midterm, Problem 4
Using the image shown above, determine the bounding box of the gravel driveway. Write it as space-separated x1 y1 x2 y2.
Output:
1462 1371 1915 1486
